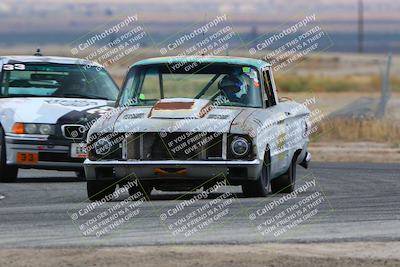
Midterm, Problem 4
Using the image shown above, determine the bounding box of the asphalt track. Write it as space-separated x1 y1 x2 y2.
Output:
0 162 399 248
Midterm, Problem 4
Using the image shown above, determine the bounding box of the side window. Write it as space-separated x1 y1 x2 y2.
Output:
119 68 137 105
140 67 161 99
262 69 276 107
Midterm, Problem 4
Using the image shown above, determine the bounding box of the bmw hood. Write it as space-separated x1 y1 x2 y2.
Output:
0 97 114 132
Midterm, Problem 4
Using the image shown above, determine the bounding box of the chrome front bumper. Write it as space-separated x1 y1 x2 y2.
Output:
84 159 262 181
5 134 84 170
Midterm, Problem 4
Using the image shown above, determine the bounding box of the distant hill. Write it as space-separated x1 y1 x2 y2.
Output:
0 0 398 53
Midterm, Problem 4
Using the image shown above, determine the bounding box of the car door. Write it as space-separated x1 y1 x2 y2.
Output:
260 67 290 176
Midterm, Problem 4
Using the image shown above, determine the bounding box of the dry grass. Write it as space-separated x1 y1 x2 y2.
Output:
309 142 400 163
275 74 400 93
113 72 400 93
315 118 400 143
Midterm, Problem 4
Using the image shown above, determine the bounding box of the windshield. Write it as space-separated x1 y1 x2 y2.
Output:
119 63 262 108
0 63 119 100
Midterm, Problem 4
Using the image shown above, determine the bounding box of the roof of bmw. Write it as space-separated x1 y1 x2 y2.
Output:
0 55 102 67
132 56 271 68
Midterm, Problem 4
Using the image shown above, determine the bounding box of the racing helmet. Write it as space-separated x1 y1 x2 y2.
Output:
218 74 248 102
67 72 87 90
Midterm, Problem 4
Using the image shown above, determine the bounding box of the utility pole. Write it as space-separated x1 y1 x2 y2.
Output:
376 53 392 119
358 0 364 53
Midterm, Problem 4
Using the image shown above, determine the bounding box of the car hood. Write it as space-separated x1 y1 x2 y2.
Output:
0 97 114 131
92 98 248 134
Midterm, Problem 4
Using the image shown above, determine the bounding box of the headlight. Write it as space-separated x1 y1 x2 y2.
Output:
25 124 38 134
94 138 113 156
39 124 54 135
231 136 250 157
12 123 55 135
89 134 124 160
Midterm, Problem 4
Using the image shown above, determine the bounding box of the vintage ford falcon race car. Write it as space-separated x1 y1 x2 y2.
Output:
84 56 312 200
0 54 119 182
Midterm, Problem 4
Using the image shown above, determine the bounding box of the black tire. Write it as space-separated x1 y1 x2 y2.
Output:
87 180 116 202
271 156 297 194
128 183 152 200
0 126 18 183
242 158 270 197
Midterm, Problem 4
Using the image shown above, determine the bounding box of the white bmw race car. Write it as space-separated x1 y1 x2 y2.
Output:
0 54 119 182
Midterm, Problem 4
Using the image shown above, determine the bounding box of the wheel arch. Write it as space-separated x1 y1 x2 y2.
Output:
261 143 271 165
259 143 271 179
293 149 302 161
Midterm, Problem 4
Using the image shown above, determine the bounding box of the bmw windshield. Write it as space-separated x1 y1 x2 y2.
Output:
119 63 263 108
0 63 119 100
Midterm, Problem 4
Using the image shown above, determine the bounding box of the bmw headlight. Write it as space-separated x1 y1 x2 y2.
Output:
25 124 38 134
231 136 250 157
12 123 55 135
39 124 53 135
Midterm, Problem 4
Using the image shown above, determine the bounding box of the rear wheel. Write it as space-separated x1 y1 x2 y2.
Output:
87 181 116 201
271 156 297 194
242 156 270 197
0 127 18 183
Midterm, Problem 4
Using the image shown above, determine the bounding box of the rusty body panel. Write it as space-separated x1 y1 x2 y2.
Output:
153 101 194 110
149 98 212 119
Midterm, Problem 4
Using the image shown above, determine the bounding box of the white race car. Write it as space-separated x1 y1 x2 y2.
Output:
84 56 311 200
0 54 119 182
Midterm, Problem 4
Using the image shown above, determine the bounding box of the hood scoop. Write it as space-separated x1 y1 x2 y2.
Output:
149 98 211 119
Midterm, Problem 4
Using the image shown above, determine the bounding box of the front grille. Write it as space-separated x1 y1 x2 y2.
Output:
62 125 85 140
126 132 224 160
39 152 84 163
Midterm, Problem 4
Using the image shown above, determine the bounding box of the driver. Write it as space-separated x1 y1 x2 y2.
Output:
54 72 87 96
218 74 248 104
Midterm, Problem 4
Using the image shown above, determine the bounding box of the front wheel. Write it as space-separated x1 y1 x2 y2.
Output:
87 181 116 201
0 127 18 183
242 160 270 197
271 156 297 194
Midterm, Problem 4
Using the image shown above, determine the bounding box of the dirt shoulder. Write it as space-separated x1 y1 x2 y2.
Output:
309 142 400 163
1 242 399 267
